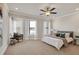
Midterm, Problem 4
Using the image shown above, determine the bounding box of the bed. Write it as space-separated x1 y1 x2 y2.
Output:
57 31 74 43
42 31 74 50
42 36 64 50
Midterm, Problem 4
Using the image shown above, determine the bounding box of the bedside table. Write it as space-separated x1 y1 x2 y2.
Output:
74 36 79 45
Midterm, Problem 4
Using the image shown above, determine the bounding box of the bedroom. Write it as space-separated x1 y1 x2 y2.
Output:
0 3 79 55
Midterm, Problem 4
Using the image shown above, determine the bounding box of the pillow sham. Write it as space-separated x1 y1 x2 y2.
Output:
65 33 70 38
60 33 65 38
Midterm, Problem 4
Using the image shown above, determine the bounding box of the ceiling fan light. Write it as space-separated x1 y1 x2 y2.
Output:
15 8 18 10
46 12 50 16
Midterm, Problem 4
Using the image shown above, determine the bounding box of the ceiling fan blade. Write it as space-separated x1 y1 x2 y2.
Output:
50 8 55 11
40 9 46 12
50 12 57 14
47 7 49 11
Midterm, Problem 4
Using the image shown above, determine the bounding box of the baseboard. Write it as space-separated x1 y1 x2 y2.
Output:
0 44 8 55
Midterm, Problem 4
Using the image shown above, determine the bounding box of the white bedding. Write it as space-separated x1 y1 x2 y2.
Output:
42 36 64 50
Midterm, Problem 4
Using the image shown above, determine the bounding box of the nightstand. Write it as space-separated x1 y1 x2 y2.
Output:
75 36 79 45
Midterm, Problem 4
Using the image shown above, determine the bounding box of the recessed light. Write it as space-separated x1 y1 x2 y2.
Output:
75 8 79 11
15 8 18 10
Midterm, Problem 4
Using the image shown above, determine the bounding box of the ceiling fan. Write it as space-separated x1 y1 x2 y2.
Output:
40 7 57 16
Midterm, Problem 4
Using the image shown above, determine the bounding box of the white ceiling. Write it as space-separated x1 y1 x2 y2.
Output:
7 3 79 19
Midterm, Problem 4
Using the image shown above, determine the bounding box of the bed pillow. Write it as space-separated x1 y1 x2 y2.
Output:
56 33 60 37
65 33 70 38
60 33 65 38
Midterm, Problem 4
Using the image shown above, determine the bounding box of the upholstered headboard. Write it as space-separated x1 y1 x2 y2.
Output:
57 31 73 38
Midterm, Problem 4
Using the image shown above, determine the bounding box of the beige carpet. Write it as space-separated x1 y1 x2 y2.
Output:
4 40 79 55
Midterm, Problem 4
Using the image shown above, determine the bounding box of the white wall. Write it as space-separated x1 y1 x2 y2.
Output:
9 17 24 34
9 17 13 34
0 4 9 54
15 20 24 34
23 19 44 40
53 12 79 35
37 19 44 39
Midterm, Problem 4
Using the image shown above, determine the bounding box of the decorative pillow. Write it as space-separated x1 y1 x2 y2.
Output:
60 33 65 38
65 33 70 38
56 33 60 37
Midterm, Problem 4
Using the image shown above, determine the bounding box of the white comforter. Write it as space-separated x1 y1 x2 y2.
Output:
42 36 64 50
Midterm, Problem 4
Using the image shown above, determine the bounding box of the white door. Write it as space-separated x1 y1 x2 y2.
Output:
29 20 37 40
24 20 37 40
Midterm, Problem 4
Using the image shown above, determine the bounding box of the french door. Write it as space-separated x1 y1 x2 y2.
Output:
24 20 37 40
28 20 37 40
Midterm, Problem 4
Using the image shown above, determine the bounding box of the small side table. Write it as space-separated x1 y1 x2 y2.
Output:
74 36 79 45
75 38 79 45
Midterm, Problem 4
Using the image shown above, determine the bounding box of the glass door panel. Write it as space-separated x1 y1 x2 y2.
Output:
29 20 37 40
30 21 36 35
